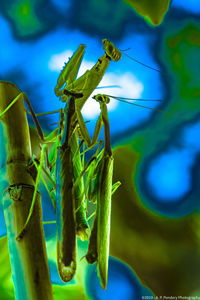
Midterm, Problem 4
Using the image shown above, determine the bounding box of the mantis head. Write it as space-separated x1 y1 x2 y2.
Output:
102 39 122 62
92 94 110 104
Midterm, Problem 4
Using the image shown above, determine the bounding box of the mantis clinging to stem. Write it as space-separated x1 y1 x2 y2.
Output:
0 38 164 289
51 39 124 282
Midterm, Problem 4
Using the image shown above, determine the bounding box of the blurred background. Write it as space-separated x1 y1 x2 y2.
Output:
1 0 200 299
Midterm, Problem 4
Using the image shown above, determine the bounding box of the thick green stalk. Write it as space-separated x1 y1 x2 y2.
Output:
0 81 54 300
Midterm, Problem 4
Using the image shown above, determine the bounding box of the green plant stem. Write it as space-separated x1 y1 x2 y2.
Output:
0 81 54 300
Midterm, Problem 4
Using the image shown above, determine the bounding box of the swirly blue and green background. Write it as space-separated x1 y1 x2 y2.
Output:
0 0 200 299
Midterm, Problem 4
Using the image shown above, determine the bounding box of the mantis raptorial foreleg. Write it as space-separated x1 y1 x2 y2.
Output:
56 39 122 110
55 44 86 97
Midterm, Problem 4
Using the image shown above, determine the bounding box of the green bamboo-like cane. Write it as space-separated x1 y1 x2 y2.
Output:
0 81 54 300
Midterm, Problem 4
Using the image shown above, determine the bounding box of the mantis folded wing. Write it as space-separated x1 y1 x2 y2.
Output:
56 96 77 282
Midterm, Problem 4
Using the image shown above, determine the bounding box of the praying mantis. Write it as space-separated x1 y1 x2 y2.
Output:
52 39 123 284
85 94 114 289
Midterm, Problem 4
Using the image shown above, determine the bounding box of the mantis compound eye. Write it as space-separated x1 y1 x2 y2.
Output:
104 96 110 104
102 39 122 62
102 39 107 45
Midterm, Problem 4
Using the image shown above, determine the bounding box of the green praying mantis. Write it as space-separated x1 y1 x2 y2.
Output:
85 94 114 289
52 39 123 286
0 38 163 290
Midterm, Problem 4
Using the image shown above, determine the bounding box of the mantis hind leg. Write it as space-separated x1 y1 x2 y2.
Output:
0 92 43 141
16 144 47 240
